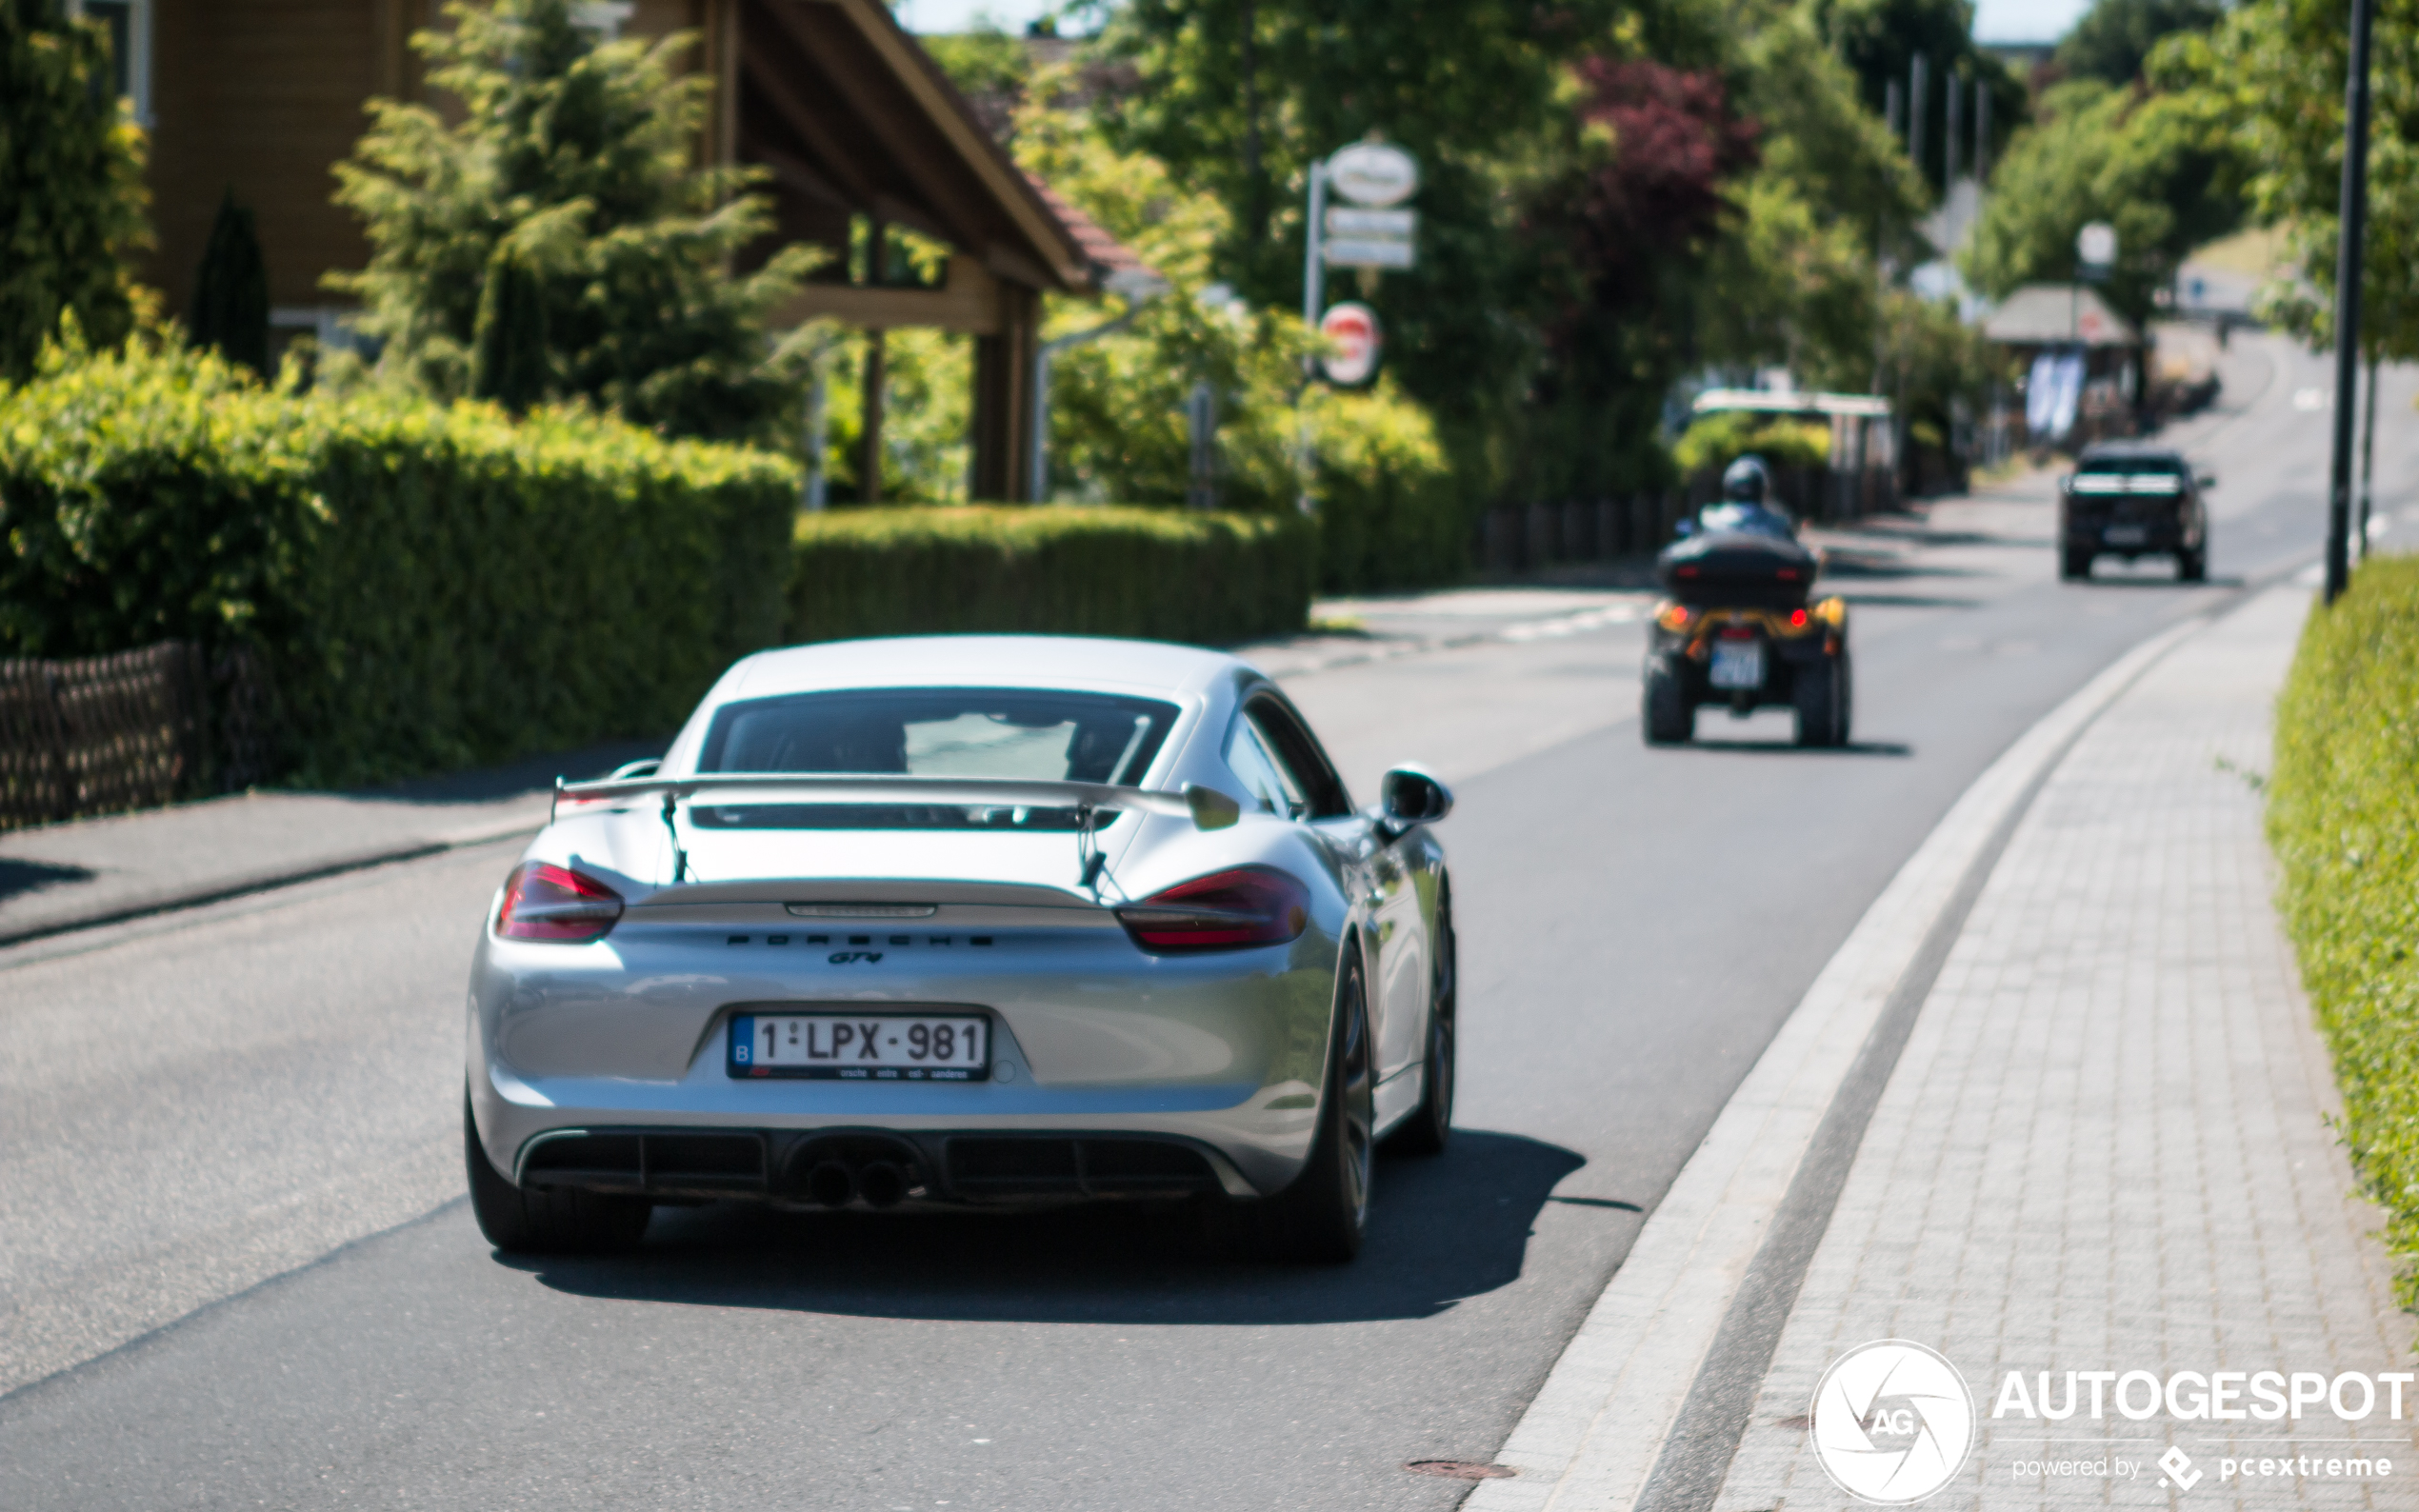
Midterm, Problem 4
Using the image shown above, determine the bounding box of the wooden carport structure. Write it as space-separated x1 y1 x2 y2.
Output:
723 0 1131 501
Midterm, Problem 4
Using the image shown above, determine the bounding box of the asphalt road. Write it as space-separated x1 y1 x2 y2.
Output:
3 333 2410 1510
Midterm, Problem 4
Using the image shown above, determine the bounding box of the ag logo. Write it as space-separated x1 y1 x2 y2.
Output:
1809 1340 1975 1503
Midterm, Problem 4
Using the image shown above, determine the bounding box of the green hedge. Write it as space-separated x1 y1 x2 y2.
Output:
2269 556 2419 1311
0 340 797 784
790 506 1312 646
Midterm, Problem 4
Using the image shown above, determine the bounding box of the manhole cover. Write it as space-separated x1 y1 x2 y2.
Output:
1406 1461 1516 1481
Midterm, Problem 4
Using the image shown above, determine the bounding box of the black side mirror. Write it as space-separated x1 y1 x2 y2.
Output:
1379 766 1454 827
2197 473 2217 488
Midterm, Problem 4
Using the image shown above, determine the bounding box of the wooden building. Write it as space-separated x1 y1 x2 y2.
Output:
90 0 1133 500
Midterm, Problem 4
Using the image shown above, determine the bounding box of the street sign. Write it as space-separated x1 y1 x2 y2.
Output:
1326 143 1420 208
1326 208 1416 238
1318 303 1381 385
2077 222 2117 268
1323 237 1415 269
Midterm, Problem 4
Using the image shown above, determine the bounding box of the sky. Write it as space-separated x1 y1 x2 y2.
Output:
899 0 2089 46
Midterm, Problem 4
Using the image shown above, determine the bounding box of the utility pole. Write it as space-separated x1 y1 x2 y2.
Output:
2327 0 2376 603
1945 70 1961 190
1975 79 1990 183
1909 55 1928 186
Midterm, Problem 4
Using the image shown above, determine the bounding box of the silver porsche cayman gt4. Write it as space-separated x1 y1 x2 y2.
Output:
464 635 1456 1263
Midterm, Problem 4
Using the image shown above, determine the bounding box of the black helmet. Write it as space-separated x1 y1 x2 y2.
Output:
1721 454 1772 505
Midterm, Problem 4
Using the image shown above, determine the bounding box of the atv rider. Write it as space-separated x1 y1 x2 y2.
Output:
1689 455 1797 541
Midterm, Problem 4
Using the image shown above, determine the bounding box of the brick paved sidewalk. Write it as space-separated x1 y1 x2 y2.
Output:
1711 585 2419 1511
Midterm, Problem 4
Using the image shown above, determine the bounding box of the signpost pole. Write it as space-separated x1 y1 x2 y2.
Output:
2327 0 2376 604
1303 162 1328 335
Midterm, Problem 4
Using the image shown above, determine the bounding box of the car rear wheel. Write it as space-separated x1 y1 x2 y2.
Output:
1229 957 1374 1263
464 1094 651 1254
1643 662 1691 745
1388 886 1456 1157
1794 649 1851 748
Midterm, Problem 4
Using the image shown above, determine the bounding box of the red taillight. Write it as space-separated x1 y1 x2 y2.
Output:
496 862 624 943
1116 866 1311 954
1789 608 1809 627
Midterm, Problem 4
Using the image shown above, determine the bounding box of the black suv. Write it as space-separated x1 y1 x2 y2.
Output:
2060 443 2213 582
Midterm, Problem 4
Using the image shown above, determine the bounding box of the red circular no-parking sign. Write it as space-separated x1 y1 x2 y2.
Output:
1318 303 1382 386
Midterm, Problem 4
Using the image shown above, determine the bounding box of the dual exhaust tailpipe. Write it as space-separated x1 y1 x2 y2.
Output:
798 1153 911 1209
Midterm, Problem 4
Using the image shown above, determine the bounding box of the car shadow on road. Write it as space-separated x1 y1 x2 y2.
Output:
499 1128 1587 1326
0 857 98 905
1681 739 1914 757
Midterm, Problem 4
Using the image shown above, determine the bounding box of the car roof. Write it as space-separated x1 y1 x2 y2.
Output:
2076 442 2186 464
721 635 1253 703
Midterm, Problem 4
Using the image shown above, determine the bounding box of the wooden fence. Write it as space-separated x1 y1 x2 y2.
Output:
0 643 279 832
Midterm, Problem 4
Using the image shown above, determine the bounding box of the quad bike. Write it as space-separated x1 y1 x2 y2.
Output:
1641 508 1851 749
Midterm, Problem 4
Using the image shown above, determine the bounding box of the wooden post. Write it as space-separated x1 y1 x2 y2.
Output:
859 328 886 504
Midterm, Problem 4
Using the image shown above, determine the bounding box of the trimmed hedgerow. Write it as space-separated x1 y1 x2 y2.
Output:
2269 555 2419 1312
790 505 1312 647
0 340 797 784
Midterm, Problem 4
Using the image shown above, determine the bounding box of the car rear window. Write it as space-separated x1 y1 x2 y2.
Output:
689 686 1180 830
2072 458 2186 495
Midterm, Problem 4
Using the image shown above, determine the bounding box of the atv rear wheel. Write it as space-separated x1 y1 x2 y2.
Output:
1643 663 1691 745
1794 649 1851 748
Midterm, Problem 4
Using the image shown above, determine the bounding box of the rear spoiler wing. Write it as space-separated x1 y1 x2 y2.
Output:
550 774 1244 832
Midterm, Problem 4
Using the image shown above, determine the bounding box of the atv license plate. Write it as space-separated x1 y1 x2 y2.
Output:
730 1013 990 1080
1709 638 1766 690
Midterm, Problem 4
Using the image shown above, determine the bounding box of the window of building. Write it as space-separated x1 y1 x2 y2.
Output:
72 0 151 127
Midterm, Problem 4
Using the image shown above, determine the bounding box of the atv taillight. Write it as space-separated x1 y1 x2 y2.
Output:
1789 609 1809 627
496 862 624 943
1116 866 1311 954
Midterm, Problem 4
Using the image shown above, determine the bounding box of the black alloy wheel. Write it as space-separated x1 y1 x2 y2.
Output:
1389 885 1456 1157
1251 956 1375 1263
464 1093 651 1254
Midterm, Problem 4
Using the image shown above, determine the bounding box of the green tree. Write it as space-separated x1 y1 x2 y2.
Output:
2056 0 2227 86
1961 79 2241 325
470 241 552 412
330 0 817 443
0 0 150 381
2175 0 2419 364
191 190 270 376
1697 5 1925 388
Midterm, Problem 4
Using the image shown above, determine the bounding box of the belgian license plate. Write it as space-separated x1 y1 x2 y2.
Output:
730 1013 990 1081
1709 638 1766 690
2104 524 2149 546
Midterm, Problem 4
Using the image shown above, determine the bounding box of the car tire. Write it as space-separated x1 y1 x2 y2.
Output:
1643 662 1691 745
1243 957 1375 1263
2061 547 2092 581
1794 649 1850 748
464 1093 651 1254
1387 885 1455 1157
2178 546 2207 582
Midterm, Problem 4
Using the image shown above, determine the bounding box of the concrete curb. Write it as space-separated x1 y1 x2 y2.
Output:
1464 607 2217 1512
0 817 539 951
